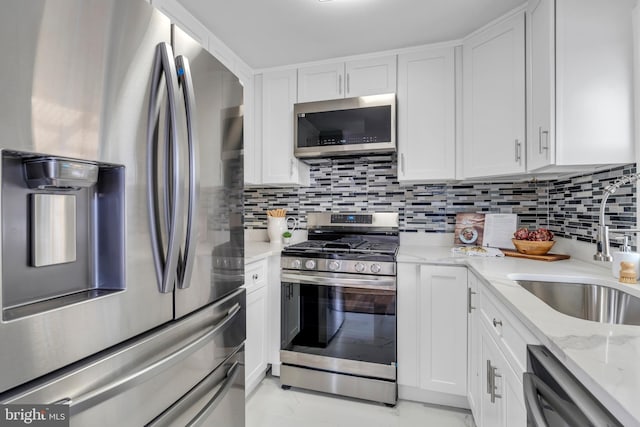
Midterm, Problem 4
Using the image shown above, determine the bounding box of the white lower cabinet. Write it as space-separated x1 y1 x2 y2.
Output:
471 274 535 427
397 263 468 406
244 258 269 395
479 319 526 427
245 285 267 395
467 271 481 421
266 253 283 376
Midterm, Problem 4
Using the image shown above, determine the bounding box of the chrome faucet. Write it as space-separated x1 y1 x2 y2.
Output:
594 173 640 262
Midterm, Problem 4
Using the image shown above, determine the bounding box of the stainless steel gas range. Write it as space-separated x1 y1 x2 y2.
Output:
279 212 399 405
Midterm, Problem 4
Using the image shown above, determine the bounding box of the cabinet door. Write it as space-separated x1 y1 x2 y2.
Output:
261 69 309 185
527 0 555 171
297 63 344 103
397 263 419 388
245 285 267 395
467 272 481 423
266 254 282 376
397 48 455 181
345 56 397 97
462 12 525 178
480 321 505 427
503 365 527 427
419 265 468 396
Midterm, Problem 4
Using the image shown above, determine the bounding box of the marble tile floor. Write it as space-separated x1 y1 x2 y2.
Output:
246 375 476 427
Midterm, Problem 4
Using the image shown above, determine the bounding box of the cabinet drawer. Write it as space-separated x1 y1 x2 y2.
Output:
245 259 267 294
479 283 537 375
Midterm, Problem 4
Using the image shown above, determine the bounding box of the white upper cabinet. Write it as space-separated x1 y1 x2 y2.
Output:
397 47 456 182
297 63 344 103
526 0 635 172
260 70 310 186
462 11 526 179
297 56 397 103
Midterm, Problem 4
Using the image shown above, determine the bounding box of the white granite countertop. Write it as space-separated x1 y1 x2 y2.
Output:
245 241 283 264
399 243 640 426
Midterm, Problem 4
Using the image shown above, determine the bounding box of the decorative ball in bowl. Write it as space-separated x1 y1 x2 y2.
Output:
512 227 555 255
511 239 555 255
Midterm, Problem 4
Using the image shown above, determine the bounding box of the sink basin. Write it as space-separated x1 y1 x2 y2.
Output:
515 279 640 326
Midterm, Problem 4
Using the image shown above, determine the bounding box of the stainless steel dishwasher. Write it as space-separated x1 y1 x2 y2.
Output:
524 345 622 427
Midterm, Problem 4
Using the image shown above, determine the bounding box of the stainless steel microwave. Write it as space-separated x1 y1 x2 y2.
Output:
294 93 396 158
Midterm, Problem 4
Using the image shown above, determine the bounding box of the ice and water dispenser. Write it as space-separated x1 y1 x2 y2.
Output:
2 151 125 320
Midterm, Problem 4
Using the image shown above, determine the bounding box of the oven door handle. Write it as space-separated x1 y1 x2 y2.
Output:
281 272 396 291
523 372 591 427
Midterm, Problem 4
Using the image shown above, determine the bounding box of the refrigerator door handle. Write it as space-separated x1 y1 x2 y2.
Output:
64 302 242 414
175 55 200 290
185 362 240 427
147 42 185 293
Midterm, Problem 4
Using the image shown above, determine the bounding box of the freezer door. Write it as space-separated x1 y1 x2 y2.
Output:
0 0 176 393
148 348 245 427
0 289 245 427
171 25 245 318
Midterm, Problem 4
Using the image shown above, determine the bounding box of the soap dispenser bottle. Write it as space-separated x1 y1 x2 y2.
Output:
611 235 640 280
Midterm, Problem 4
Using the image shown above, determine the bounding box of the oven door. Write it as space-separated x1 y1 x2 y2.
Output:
524 345 622 427
280 271 396 380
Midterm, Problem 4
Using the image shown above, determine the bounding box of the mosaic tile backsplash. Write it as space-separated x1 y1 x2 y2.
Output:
244 154 637 245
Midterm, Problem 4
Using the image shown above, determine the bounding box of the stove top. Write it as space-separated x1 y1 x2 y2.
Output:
282 212 399 262
285 238 398 256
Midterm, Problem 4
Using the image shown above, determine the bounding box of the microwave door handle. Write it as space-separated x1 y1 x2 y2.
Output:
175 55 199 290
147 42 183 293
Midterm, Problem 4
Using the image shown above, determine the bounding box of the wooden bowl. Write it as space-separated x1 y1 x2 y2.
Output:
512 239 555 255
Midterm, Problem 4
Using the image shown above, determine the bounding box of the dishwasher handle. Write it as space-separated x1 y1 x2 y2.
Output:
523 372 591 427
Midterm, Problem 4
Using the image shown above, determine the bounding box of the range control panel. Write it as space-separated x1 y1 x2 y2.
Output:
330 214 372 225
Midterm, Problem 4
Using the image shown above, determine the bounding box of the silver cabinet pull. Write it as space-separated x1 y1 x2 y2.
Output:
515 139 522 164
346 73 350 94
493 318 502 328
486 360 492 394
252 273 259 281
491 365 502 402
467 288 477 313
401 153 406 175
175 55 200 290
338 75 343 95
541 130 549 153
538 127 543 154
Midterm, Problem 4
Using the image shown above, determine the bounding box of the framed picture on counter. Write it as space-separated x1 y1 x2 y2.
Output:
454 213 485 246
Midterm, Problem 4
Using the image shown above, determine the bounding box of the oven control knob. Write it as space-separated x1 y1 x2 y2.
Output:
290 259 301 269
354 262 366 273
304 260 316 270
328 261 340 271
370 263 382 274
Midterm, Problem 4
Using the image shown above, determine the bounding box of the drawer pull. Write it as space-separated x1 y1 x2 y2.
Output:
492 318 502 328
252 273 259 281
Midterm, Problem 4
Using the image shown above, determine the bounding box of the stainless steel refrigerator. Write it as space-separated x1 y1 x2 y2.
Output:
0 0 245 425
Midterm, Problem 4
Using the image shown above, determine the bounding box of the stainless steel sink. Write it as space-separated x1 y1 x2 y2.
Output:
515 280 640 326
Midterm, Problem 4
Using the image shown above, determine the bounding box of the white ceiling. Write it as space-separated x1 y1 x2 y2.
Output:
177 0 526 70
